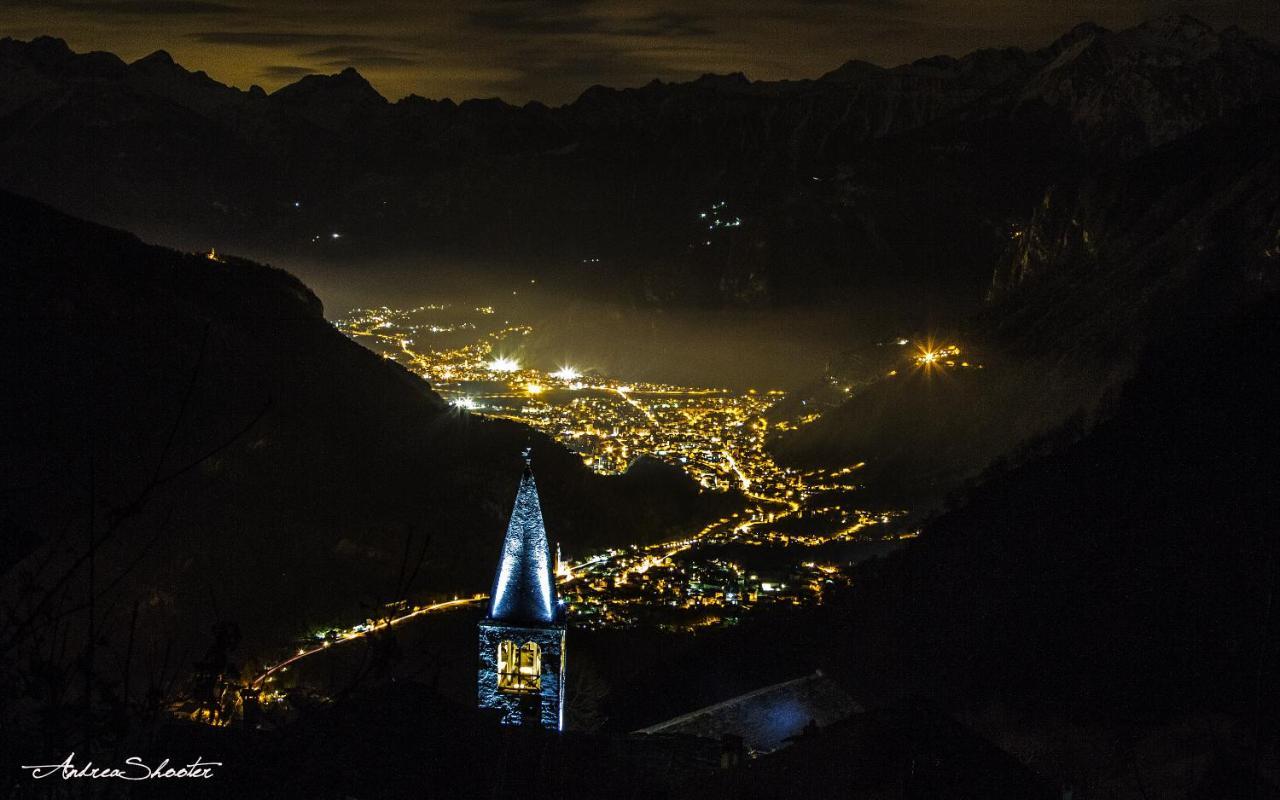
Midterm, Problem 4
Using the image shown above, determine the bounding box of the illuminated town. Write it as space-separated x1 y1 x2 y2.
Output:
332 304 919 631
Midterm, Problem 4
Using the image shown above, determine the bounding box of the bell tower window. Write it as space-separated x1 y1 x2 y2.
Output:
478 456 566 728
497 640 541 693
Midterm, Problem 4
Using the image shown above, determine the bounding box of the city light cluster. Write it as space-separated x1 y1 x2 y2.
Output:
915 343 961 367
488 356 521 373
335 303 894 632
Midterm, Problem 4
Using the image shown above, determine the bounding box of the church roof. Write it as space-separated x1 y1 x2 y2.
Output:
633 671 861 753
487 457 559 625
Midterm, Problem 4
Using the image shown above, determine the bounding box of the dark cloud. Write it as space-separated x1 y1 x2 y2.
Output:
320 56 417 68
298 45 422 69
467 1 601 35
190 31 381 47
795 0 907 6
615 13 714 38
15 0 241 13
302 45 417 60
466 5 713 38
259 64 315 79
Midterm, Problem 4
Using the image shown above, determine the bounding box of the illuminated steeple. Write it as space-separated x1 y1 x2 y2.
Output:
487 448 559 625
478 450 567 730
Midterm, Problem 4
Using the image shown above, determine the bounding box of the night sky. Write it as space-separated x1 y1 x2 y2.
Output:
2 0 1277 104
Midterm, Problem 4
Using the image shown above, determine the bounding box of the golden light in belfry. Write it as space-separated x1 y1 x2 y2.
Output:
496 640 541 693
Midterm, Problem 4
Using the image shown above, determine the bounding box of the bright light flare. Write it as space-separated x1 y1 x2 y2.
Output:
488 356 520 373
452 397 478 410
525 383 544 395
551 366 581 381
914 341 959 368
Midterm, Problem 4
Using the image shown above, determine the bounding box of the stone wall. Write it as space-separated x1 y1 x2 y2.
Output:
478 620 566 730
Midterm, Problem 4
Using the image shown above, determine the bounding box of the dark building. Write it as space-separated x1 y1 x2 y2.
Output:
477 451 567 729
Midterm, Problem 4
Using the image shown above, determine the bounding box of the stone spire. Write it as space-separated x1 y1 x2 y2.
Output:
487 450 558 624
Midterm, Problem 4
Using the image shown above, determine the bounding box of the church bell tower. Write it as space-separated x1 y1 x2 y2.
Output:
477 450 566 730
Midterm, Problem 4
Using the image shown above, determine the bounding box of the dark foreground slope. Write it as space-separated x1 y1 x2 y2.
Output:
834 294 1280 709
801 291 1280 794
0 190 729 681
658 287 1280 795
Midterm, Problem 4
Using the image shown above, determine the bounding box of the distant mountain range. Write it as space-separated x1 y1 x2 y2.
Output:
1 16 1276 307
1 13 1276 523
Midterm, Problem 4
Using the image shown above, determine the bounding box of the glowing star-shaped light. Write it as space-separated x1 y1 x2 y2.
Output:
915 339 946 367
488 356 520 373
452 397 478 410
551 366 581 381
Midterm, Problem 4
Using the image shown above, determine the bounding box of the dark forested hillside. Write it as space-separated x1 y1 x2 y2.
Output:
773 103 1280 507
0 191 731 668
